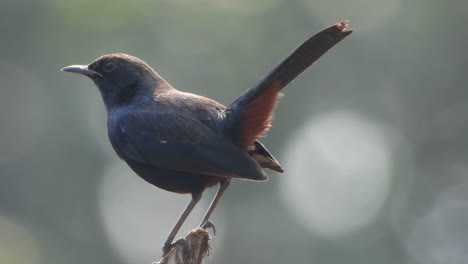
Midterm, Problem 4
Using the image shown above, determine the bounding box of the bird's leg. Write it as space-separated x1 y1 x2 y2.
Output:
199 179 231 227
162 192 202 255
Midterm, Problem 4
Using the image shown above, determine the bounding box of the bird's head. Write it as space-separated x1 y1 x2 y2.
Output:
62 53 171 109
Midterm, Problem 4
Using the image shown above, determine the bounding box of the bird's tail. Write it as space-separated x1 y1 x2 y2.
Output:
223 21 353 147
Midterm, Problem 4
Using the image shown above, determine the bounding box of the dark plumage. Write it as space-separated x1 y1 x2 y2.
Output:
61 21 352 255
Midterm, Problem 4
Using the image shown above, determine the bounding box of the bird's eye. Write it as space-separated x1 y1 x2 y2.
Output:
103 61 118 73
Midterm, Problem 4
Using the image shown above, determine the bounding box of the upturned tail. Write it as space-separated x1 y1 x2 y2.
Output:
223 21 353 147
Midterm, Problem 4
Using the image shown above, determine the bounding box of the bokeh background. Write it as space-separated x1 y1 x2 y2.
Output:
1 0 468 263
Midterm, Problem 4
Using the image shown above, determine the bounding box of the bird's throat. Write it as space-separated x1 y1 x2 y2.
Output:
97 79 140 110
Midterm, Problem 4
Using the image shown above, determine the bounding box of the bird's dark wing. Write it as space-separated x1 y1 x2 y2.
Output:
159 91 284 173
108 109 267 181
223 22 352 146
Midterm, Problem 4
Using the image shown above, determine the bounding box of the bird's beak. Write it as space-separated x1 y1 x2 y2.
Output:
61 65 102 78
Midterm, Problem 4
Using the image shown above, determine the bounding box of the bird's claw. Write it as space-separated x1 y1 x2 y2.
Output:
201 220 216 235
162 238 187 256
162 221 215 256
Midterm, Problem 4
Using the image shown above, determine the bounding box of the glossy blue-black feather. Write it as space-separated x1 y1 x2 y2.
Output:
108 107 267 182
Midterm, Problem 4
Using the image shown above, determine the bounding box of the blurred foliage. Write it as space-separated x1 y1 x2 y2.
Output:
1 0 468 263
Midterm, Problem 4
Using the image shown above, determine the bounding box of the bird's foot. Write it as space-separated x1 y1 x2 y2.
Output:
201 220 216 236
162 238 187 256
162 221 215 256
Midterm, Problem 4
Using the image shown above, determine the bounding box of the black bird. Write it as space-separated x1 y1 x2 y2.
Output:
62 22 352 255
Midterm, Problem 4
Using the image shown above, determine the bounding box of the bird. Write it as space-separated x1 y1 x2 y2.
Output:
62 21 352 255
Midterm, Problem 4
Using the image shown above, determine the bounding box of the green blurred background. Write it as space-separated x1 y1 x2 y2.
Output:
1 0 468 263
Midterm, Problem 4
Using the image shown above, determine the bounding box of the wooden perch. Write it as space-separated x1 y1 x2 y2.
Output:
155 228 212 264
